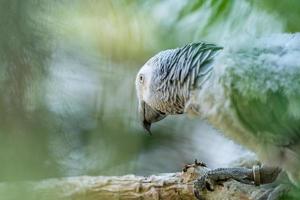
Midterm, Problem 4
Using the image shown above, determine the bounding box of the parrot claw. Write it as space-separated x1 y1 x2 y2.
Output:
182 159 207 172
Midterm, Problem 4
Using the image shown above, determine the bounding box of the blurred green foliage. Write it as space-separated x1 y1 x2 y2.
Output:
253 0 300 32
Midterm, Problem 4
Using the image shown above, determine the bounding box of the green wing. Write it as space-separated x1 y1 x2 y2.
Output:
222 34 300 146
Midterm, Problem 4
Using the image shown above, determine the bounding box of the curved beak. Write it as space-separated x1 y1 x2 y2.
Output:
139 100 166 135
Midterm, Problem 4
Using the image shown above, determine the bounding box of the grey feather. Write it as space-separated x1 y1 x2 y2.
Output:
147 42 222 114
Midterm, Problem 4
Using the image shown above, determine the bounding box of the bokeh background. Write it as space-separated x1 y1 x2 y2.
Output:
0 0 300 183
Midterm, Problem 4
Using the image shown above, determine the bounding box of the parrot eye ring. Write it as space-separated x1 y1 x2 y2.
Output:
139 74 144 83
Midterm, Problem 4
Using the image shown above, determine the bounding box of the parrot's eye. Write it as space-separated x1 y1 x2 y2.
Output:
139 74 144 83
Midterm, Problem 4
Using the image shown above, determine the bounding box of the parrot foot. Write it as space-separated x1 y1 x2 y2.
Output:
257 184 290 200
193 166 281 200
194 167 254 200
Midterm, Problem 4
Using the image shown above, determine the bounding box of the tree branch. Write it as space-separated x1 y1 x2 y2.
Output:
0 165 273 200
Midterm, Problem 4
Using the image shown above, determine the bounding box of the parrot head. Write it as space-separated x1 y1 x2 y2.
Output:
135 43 222 134
135 50 170 134
135 48 191 134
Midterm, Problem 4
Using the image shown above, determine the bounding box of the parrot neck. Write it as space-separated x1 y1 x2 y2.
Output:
194 69 260 152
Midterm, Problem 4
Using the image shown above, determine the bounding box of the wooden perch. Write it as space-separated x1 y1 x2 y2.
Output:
0 164 273 200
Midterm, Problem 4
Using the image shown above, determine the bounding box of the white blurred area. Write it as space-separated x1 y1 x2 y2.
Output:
135 115 255 174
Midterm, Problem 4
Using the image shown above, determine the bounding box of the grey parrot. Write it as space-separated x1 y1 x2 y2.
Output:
136 33 300 199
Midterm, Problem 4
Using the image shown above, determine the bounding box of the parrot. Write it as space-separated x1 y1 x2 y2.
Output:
135 33 300 199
